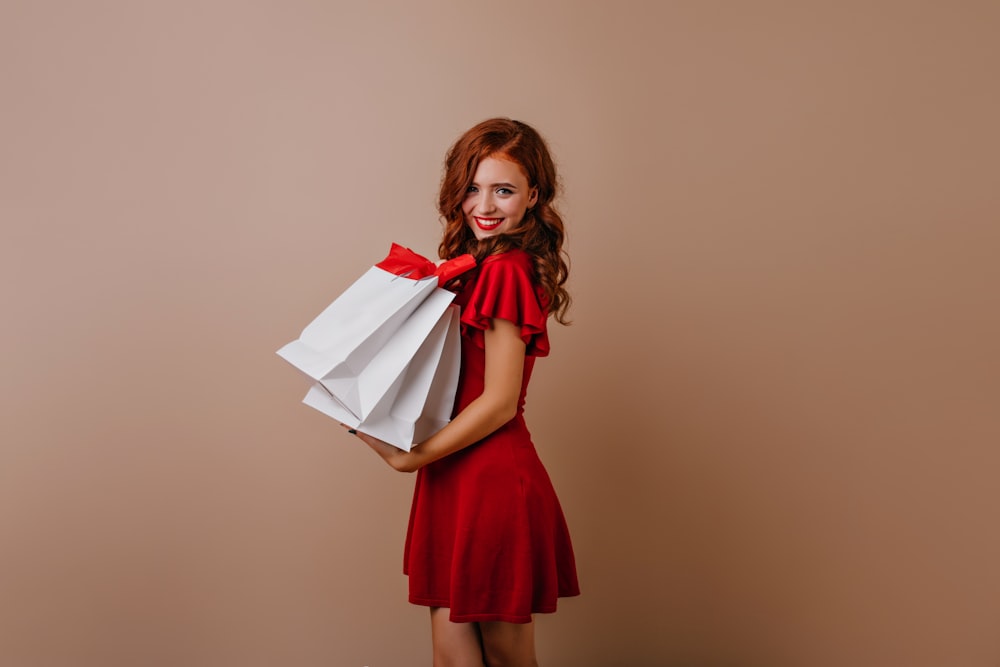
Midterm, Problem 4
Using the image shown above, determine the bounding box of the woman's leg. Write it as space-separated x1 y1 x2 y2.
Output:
430 607 486 667
478 618 537 667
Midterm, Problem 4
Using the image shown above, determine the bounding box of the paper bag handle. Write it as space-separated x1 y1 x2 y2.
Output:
376 243 476 287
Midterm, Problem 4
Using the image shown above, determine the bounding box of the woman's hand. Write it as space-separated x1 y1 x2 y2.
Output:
340 424 417 473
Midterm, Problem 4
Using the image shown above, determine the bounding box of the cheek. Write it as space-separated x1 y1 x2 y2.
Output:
462 202 477 228
505 199 528 218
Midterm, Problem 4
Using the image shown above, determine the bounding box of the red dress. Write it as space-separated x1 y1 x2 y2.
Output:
403 249 580 623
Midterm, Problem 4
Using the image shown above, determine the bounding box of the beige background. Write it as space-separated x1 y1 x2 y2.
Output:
2 1 998 666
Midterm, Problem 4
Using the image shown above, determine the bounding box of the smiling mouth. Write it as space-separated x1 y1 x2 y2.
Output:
475 217 504 231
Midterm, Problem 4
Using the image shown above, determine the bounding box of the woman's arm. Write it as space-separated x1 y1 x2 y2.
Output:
351 317 526 472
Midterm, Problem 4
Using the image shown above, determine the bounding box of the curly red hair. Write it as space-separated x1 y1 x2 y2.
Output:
437 118 571 324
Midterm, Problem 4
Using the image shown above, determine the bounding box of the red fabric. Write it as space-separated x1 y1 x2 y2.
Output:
458 250 550 357
375 243 438 279
375 243 476 286
403 249 580 623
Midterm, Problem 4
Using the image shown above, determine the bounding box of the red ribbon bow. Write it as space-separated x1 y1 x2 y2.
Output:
375 243 476 287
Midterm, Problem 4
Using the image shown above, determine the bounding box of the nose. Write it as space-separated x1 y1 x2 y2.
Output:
477 191 496 213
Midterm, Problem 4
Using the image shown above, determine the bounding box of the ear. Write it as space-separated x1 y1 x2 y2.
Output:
528 187 539 208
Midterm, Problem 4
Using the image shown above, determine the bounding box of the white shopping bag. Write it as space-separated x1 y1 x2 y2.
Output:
277 244 475 450
302 304 462 449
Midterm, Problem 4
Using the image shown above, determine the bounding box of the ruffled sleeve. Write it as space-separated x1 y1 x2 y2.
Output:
459 251 550 357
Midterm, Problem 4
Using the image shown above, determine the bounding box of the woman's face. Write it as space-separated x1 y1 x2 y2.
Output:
463 155 538 241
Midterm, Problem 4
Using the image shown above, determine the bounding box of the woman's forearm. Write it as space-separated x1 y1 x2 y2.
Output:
355 318 526 472
404 319 525 470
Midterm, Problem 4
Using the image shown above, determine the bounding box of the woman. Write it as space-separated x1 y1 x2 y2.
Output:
351 118 579 667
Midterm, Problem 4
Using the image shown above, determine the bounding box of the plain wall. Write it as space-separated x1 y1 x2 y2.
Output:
2 1 998 665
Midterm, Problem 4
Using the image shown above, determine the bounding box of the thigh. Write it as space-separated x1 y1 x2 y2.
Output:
479 619 537 667
430 607 485 667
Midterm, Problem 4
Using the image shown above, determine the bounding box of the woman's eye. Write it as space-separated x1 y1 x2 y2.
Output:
497 188 513 195
466 186 479 194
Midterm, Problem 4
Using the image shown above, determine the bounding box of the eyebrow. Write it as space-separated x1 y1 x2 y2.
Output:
472 181 519 189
